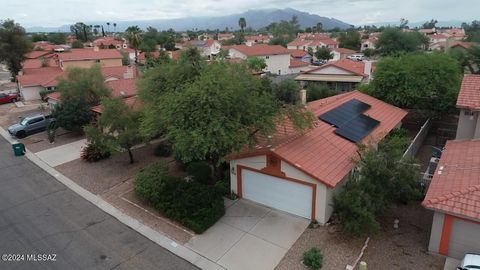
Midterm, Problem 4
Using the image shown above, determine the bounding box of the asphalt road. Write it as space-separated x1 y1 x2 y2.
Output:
0 138 199 270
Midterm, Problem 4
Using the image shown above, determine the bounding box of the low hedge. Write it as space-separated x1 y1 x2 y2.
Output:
186 161 212 185
134 162 225 233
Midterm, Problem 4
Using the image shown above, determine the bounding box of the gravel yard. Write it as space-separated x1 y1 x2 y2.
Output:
276 203 444 270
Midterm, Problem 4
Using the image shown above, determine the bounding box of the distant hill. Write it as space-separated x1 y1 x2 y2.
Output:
26 8 353 33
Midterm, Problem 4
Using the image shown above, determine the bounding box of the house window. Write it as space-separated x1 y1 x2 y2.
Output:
464 110 475 116
95 59 100 63
265 56 269 59
278 70 281 75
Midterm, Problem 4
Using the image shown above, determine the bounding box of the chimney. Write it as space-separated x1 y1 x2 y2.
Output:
300 89 307 105
93 46 99 52
363 60 373 81
123 66 134 79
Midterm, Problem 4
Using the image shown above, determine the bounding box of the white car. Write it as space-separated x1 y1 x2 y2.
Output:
458 254 480 270
347 54 365 61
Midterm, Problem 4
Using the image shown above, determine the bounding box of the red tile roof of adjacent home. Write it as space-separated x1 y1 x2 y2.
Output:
106 78 137 98
304 59 367 77
422 140 480 221
16 67 64 87
288 39 311 47
331 48 356 54
91 96 142 114
230 44 290 56
22 58 58 70
101 66 136 79
25 50 53 59
244 35 270 41
229 91 407 187
289 58 310 68
45 91 61 101
56 48 122 61
451 41 477 49
456 74 480 110
93 37 125 47
288 49 309 58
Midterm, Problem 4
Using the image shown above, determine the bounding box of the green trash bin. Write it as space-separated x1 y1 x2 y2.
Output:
12 143 25 156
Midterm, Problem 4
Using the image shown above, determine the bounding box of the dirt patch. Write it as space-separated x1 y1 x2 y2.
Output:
0 103 44 129
276 203 444 270
20 129 84 153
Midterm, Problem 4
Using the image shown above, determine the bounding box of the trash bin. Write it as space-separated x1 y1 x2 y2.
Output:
12 143 25 156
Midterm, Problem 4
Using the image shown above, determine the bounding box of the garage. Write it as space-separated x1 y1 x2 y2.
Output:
448 218 480 259
241 169 314 219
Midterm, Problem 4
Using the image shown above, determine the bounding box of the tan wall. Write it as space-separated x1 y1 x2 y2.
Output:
62 58 122 69
456 109 479 140
428 211 444 254
230 155 334 224
20 86 44 101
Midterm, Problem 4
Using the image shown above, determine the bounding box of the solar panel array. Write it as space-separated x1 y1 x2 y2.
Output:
318 99 380 143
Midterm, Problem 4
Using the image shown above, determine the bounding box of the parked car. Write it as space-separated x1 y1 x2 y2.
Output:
347 54 365 61
0 92 18 104
457 253 480 270
311 59 327 66
7 114 56 138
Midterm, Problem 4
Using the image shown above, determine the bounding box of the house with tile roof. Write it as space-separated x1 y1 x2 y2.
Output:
55 48 123 69
183 39 221 59
422 139 480 259
228 91 407 223
295 59 374 91
287 36 339 51
288 49 312 63
16 67 64 101
228 44 295 75
92 37 127 49
244 35 271 46
455 74 480 140
330 48 356 62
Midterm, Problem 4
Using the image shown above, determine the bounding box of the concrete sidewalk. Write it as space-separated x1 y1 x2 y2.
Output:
35 138 87 167
0 127 224 270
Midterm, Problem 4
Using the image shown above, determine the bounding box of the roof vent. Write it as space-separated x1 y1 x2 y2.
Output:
120 90 126 97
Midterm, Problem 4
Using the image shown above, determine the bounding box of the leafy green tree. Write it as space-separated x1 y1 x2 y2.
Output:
306 84 338 102
31 33 48 42
238 17 246 32
367 53 462 117
316 22 323 33
375 28 428 56
56 65 110 106
422 19 438 29
246 57 266 71
338 30 361 50
0 20 31 77
85 97 143 164
399 18 409 29
126 25 142 63
71 40 84 48
70 22 91 42
315 47 333 61
52 96 93 132
462 20 480 42
267 16 301 46
47 32 66 44
273 78 301 104
362 48 376 57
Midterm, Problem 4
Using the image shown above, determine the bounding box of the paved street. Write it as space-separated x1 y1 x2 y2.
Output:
0 138 198 270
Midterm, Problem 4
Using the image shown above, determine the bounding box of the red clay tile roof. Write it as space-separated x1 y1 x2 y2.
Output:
288 39 311 47
102 66 136 80
451 41 477 49
230 91 407 187
46 91 61 101
16 67 63 87
93 37 125 47
230 44 290 56
22 57 58 70
91 96 142 114
331 48 356 54
25 50 53 59
106 78 137 98
422 140 480 221
289 58 310 68
304 59 367 77
57 48 122 61
244 35 270 41
288 49 309 58
456 74 480 110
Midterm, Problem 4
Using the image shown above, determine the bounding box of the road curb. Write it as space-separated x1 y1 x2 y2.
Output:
0 127 225 270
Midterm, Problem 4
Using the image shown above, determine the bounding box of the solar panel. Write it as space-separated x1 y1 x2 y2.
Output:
335 114 380 143
319 99 371 127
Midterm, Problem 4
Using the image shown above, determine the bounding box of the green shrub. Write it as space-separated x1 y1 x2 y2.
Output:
154 142 173 157
134 162 225 233
186 161 212 185
80 143 111 162
214 179 230 196
303 248 323 270
306 84 339 102
39 89 56 101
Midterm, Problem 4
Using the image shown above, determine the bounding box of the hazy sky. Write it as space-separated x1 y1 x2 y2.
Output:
1 0 476 27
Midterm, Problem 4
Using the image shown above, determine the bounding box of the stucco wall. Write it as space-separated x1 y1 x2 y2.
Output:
310 66 352 75
428 211 444 254
20 86 43 101
62 58 122 69
230 155 267 195
456 109 478 140
264 54 291 75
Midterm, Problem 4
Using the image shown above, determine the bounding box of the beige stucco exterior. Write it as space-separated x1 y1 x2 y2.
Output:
60 58 122 69
20 85 44 101
229 155 347 224
456 109 480 140
228 49 293 75
428 211 444 254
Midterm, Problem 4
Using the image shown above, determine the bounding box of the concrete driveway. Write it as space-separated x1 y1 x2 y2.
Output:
186 199 309 270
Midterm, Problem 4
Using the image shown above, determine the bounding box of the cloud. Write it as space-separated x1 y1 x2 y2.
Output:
1 0 477 27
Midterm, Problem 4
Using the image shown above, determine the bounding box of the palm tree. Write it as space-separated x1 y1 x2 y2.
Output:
106 22 111 33
316 22 323 33
113 23 117 33
238 17 246 33
126 26 142 64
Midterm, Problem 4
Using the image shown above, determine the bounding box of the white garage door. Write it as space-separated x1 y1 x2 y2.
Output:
448 218 480 259
242 169 313 219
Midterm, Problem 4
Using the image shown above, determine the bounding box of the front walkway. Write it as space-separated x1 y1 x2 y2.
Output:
444 257 460 270
35 138 86 167
186 199 309 270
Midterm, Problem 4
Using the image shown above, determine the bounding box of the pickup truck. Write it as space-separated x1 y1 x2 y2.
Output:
0 92 18 104
7 114 56 138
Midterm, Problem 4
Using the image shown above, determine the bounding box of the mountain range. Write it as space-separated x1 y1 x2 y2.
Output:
26 8 353 33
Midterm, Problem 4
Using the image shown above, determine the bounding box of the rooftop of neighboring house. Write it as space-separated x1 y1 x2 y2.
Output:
331 48 356 54
288 36 338 47
304 59 369 77
91 95 141 114
184 39 218 49
229 91 407 187
451 41 477 50
22 57 58 70
105 78 137 98
33 41 69 52
24 50 53 59
288 49 310 58
289 58 310 68
229 44 290 57
422 139 480 221
16 67 64 87
244 35 271 41
429 34 449 40
101 65 137 80
93 37 125 47
218 33 234 38
56 48 123 62
456 74 480 110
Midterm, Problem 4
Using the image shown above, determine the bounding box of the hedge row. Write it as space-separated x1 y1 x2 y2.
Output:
134 162 225 233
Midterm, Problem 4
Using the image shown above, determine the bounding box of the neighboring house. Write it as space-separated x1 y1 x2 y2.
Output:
440 28 467 41
287 36 339 51
289 58 310 74
24 50 53 60
228 91 407 223
455 74 480 140
228 44 292 75
183 40 221 59
32 41 69 52
288 49 312 63
361 38 377 51
93 37 128 49
429 34 449 46
330 48 356 61
217 33 235 41
16 67 63 101
56 48 123 69
423 139 480 259
295 59 374 91
244 35 271 46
